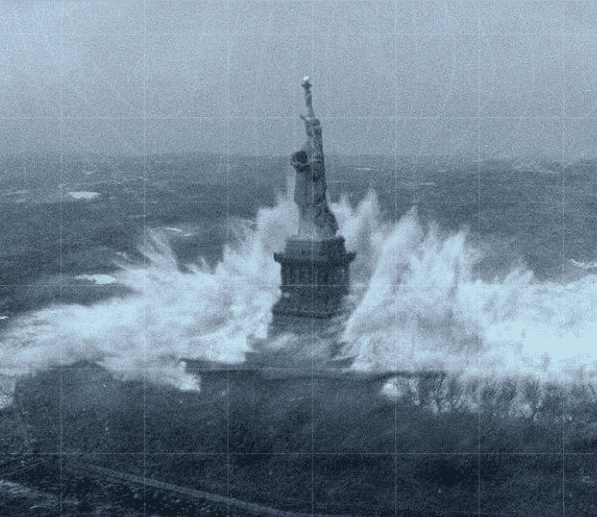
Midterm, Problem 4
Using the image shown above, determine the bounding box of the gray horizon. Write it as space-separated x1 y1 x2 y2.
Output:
1 2 596 162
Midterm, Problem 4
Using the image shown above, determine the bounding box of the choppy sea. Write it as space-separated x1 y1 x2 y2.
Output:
1 154 597 402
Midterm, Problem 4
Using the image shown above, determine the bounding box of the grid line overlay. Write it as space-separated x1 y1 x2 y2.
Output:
58 5 64 517
561 18 566 517
226 2 232 515
0 2 594 517
476 7 481 517
393 8 398 517
143 2 148 514
309 7 315 517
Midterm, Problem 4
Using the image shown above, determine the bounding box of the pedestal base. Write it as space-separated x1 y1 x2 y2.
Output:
269 236 355 336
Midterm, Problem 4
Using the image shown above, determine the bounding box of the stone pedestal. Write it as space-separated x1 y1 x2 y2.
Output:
270 236 355 335
269 79 356 338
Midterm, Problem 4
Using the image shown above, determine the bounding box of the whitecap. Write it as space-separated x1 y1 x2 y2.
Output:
570 259 597 270
68 191 100 200
76 274 117 285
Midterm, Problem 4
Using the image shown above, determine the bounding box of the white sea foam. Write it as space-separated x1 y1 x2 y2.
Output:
68 191 100 200
1 181 597 395
76 274 117 285
336 195 597 383
0 181 298 392
570 259 597 270
513 161 560 175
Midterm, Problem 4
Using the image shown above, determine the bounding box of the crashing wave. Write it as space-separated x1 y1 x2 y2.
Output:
1 184 597 393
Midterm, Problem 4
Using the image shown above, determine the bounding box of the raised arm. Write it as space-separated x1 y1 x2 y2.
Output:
302 76 316 119
299 77 323 164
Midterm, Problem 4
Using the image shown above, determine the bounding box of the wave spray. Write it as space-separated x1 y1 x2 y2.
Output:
1 184 597 397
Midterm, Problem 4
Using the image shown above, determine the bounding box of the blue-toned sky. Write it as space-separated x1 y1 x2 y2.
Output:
1 1 596 160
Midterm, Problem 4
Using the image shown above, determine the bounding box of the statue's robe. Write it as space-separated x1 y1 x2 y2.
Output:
291 117 338 240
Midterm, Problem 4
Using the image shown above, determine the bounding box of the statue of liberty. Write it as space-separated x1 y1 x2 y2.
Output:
270 77 355 334
291 77 339 240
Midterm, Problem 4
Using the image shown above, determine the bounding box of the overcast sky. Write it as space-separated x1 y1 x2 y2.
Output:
1 1 596 161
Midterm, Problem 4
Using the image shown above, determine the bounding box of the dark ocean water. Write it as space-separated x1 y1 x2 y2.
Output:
1 154 597 382
1 154 595 320
2 154 597 516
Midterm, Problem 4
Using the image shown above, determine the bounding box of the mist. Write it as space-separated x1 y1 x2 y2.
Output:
1 2 596 161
